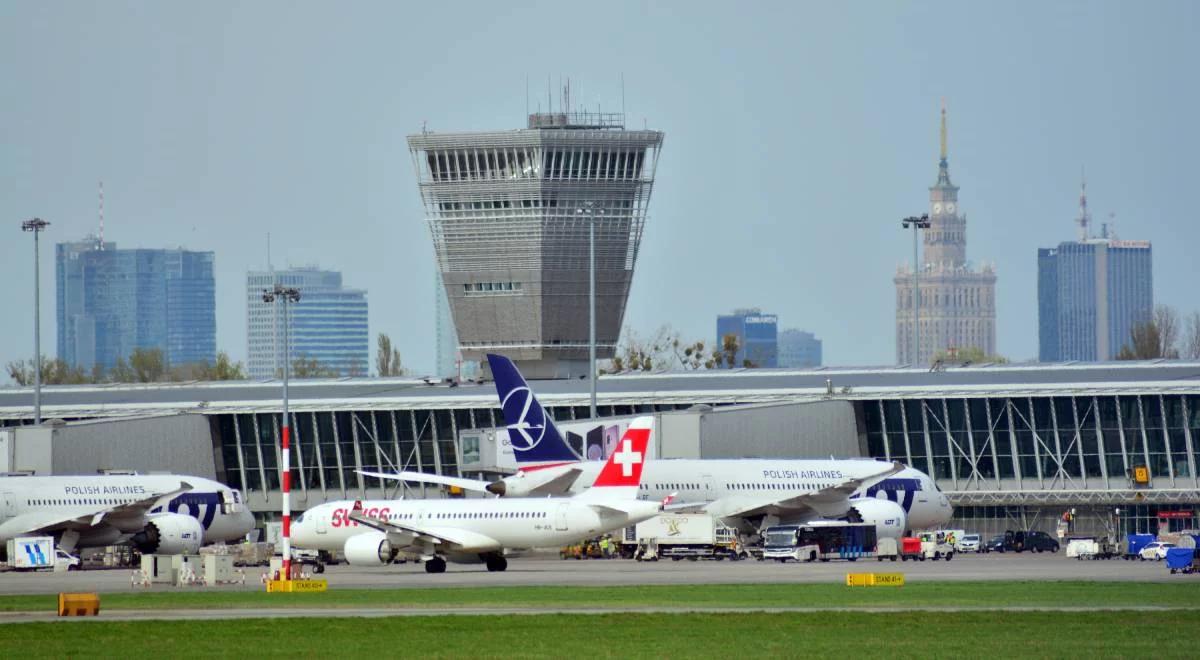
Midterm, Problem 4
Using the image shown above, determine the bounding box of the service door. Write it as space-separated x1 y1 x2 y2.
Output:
555 503 570 531
316 509 327 535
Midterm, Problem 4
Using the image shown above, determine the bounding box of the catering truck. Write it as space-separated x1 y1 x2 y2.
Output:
628 514 744 561
6 536 54 570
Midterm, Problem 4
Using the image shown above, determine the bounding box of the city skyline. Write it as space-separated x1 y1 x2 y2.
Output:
3 2 1198 382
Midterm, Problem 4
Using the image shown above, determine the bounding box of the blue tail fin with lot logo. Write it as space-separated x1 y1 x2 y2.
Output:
487 353 581 464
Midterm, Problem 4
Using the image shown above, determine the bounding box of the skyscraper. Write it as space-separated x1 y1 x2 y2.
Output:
55 238 215 372
1038 183 1153 361
716 309 778 368
895 105 997 365
246 267 368 378
407 102 664 378
778 328 822 368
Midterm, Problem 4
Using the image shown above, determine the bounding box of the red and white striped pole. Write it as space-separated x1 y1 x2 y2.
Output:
280 289 294 581
265 284 300 582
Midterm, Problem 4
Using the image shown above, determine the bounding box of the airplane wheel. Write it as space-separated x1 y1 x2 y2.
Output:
485 556 508 572
314 563 325 574
424 558 447 574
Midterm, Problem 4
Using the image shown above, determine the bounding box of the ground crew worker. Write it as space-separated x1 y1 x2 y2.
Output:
600 536 610 558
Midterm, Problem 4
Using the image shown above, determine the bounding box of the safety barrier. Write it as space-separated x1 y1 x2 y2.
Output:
58 592 100 616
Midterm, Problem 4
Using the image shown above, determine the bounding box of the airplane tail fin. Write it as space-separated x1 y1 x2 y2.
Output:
573 416 652 502
487 353 580 464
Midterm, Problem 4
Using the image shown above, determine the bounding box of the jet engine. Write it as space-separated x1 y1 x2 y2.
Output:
344 532 394 566
132 513 204 554
846 499 907 539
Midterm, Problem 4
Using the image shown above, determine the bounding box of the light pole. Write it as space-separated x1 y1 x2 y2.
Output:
901 214 930 366
22 218 50 425
263 284 301 580
576 205 604 419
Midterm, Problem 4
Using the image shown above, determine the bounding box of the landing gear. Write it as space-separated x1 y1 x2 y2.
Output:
485 556 508 572
424 557 447 574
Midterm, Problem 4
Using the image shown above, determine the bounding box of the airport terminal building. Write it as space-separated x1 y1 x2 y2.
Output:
2 361 1198 539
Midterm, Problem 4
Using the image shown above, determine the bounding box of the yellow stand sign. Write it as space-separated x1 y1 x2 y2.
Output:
845 573 904 587
266 579 328 593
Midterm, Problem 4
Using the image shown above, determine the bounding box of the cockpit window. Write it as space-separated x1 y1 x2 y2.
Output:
294 513 305 524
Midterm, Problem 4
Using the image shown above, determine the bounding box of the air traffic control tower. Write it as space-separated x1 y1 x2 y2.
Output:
408 111 664 378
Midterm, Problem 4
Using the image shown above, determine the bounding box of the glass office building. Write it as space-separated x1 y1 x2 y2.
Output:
55 238 215 372
716 309 778 367
1038 239 1153 362
246 268 368 378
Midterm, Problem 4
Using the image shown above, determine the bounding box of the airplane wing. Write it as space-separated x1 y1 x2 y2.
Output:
347 508 501 553
0 482 193 539
704 461 906 521
358 470 493 494
510 466 582 496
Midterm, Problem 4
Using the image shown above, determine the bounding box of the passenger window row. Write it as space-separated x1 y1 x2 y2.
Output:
28 498 136 507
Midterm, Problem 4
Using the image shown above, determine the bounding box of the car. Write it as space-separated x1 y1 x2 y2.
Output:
1139 542 1176 561
957 533 981 553
1018 530 1060 553
983 534 1007 553
55 549 81 571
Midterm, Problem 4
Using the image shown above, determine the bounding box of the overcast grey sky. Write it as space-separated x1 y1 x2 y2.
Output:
2 1 1197 380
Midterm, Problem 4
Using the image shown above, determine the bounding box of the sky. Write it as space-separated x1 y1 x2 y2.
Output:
2 0 1197 380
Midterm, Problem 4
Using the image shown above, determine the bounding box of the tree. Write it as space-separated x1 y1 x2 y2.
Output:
718 333 742 368
931 346 1009 366
376 333 406 377
129 347 166 382
108 356 136 383
171 352 247 381
1118 305 1181 360
290 356 337 378
6 356 91 385
1182 311 1200 360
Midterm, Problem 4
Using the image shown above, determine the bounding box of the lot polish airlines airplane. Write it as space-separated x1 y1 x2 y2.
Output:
291 417 663 574
0 474 255 558
378 354 953 539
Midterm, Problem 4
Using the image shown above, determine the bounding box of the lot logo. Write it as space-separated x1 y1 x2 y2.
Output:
863 478 922 513
151 493 220 529
501 386 547 451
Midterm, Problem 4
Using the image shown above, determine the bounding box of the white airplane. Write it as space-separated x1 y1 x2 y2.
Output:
0 474 255 558
291 417 663 574
371 354 953 539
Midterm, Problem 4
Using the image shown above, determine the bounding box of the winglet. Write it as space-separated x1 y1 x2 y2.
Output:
660 491 678 510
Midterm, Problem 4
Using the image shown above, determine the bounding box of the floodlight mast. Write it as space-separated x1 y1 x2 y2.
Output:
901 214 930 366
263 284 301 580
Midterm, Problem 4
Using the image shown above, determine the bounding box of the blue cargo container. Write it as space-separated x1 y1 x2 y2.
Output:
1165 547 1196 574
1125 533 1156 560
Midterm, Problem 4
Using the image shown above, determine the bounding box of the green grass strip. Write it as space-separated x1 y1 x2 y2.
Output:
2 611 1199 658
1 581 1197 612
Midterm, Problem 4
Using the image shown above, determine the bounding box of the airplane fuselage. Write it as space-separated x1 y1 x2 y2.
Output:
508 458 952 531
0 475 255 549
292 496 658 559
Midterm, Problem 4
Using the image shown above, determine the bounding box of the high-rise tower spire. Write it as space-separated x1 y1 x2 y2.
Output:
937 99 951 185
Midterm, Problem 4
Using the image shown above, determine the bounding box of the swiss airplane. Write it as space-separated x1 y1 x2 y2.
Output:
0 474 255 558
378 354 953 539
291 417 662 573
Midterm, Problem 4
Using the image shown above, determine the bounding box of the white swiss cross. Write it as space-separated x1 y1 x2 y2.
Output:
612 438 643 477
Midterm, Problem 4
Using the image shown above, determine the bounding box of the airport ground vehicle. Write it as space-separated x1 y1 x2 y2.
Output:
628 514 743 561
1066 537 1118 560
984 530 1059 553
875 537 899 561
1139 542 1175 561
956 533 981 553
1124 534 1157 560
898 536 923 560
1166 548 1196 574
917 531 955 560
7 536 55 570
762 522 876 562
